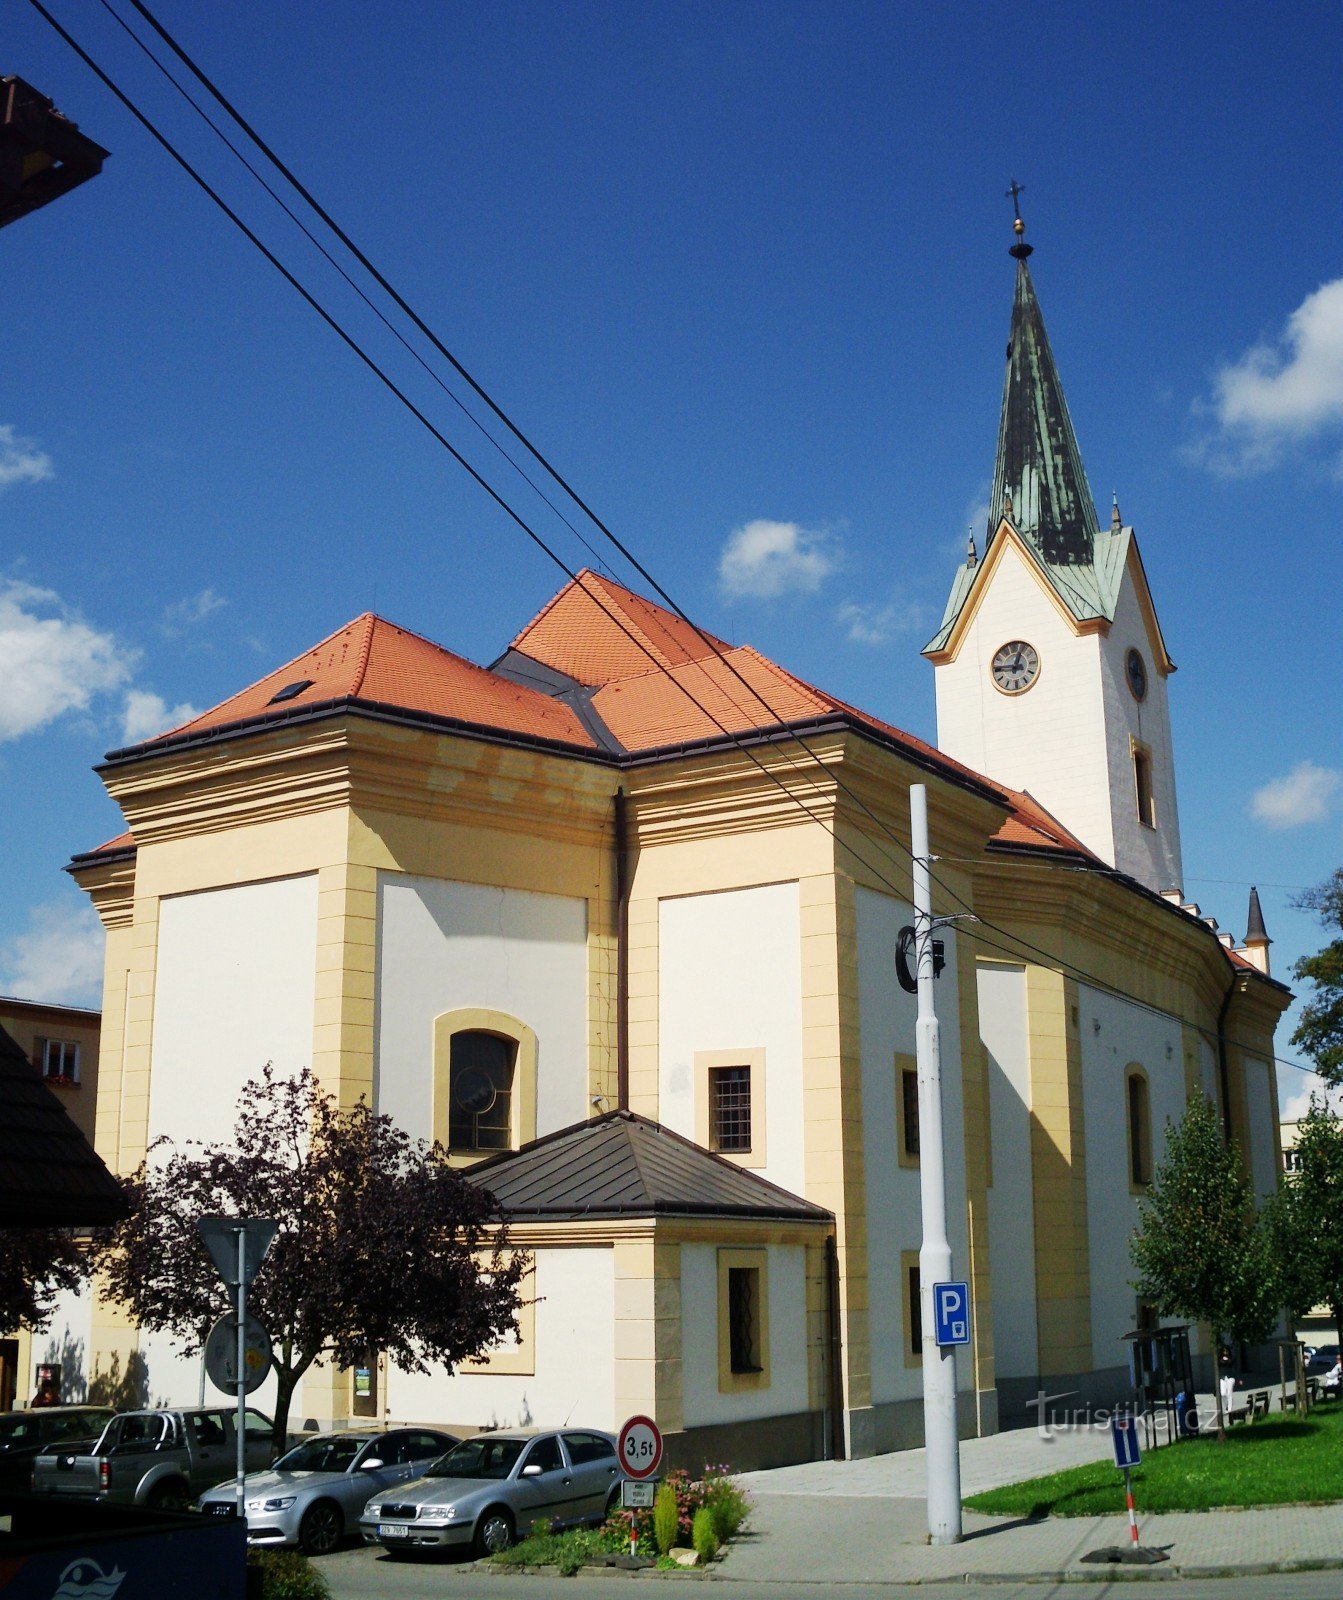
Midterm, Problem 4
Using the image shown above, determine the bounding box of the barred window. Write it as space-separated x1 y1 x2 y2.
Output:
901 1067 920 1159
709 1066 752 1153
908 1262 922 1357
727 1266 762 1373
448 1032 514 1151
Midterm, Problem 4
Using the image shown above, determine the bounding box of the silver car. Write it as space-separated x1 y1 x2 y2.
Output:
198 1427 457 1554
360 1428 621 1556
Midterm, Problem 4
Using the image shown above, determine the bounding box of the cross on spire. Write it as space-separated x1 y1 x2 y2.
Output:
1006 179 1033 259
1006 179 1025 219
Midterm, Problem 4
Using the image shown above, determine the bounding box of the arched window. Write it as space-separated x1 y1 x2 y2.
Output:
432 1008 537 1159
1127 1066 1152 1189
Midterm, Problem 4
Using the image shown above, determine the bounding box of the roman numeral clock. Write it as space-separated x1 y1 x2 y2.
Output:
990 639 1039 694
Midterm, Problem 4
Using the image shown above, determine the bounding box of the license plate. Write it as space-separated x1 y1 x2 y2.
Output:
378 1524 409 1538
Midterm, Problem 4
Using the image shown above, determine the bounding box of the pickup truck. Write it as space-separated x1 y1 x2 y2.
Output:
30 1405 274 1510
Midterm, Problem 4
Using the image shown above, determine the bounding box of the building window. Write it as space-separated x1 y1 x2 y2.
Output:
33 1038 80 1085
431 1008 537 1162
709 1066 752 1153
447 1031 514 1151
897 1056 920 1167
716 1247 770 1392
696 1049 766 1168
1283 1148 1303 1175
1127 1067 1152 1189
902 1250 922 1366
1132 742 1156 828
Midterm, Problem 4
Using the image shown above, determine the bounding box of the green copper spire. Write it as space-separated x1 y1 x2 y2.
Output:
989 237 1100 568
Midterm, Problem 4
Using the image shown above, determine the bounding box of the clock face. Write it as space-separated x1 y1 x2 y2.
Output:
1126 647 1148 701
991 639 1040 694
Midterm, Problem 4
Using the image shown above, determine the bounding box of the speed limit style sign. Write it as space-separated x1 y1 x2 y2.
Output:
617 1413 664 1480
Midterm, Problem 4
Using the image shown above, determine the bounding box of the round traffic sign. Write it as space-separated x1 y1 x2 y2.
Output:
617 1414 664 1480
204 1313 272 1395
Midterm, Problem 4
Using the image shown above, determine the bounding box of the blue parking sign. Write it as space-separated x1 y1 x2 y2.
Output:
932 1281 970 1347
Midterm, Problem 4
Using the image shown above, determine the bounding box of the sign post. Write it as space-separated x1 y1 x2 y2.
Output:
196 1217 277 1518
1080 1414 1168 1566
617 1415 664 1554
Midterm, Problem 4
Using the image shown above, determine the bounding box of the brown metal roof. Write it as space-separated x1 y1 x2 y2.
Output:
466 1110 832 1224
0 1024 128 1227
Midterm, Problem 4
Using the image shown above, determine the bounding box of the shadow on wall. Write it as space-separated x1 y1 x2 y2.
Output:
88 1350 149 1411
40 1333 87 1402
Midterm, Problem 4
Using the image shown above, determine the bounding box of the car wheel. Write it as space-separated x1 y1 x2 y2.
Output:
298 1500 344 1557
604 1485 621 1518
145 1480 189 1512
474 1506 515 1557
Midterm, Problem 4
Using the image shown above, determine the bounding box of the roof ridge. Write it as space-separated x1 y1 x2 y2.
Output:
348 612 378 697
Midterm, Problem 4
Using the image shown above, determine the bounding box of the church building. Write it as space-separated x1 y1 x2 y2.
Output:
58 217 1289 1468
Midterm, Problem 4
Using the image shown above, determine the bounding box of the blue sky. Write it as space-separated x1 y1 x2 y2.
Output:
2 0 1339 1113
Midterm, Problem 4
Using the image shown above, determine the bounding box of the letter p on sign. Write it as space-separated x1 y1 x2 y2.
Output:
933 1281 971 1347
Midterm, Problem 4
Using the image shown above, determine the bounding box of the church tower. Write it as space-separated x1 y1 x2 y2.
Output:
924 203 1183 895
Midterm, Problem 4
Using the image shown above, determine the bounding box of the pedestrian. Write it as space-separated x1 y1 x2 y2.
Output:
30 1376 60 1408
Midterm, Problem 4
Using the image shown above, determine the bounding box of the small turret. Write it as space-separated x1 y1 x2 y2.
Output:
1240 886 1272 976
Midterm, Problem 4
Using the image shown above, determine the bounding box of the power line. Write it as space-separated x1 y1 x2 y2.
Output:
31 0 1297 1091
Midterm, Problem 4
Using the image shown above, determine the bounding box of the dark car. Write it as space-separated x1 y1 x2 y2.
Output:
0 1406 114 1492
1306 1344 1339 1376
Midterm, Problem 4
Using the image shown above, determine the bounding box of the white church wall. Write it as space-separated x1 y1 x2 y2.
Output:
1097 566 1183 893
1242 1057 1278 1201
977 961 1039 1382
376 875 589 1142
934 538 1116 867
149 875 319 1150
32 1281 94 1403
139 1324 280 1419
658 883 805 1200
853 887 972 1405
680 1243 808 1426
1078 984 1184 1369
384 1247 615 1432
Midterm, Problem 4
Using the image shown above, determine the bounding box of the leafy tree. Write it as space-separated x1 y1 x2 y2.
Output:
0 1228 88 1336
1266 1096 1343 1350
1130 1093 1281 1437
1292 869 1343 1083
97 1066 528 1447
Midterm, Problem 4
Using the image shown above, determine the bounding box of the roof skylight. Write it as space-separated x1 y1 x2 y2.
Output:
268 678 313 705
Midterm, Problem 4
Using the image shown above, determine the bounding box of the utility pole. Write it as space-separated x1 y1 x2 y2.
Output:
911 783 962 1544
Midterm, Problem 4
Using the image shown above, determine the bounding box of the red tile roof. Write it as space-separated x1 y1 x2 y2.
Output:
125 613 597 756
509 570 731 687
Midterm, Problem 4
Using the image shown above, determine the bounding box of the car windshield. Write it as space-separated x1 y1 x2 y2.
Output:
428 1437 525 1480
273 1435 365 1474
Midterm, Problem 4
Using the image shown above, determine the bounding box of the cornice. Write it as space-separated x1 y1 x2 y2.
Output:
66 854 137 930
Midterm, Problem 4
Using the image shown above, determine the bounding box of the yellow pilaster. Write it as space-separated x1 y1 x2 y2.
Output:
311 862 378 1108
801 871 869 1415
612 1238 682 1429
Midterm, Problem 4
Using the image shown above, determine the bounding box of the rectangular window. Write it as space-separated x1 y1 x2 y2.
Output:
696 1049 766 1167
900 1064 920 1162
901 1249 922 1366
1133 743 1156 828
1127 1070 1151 1188
709 1066 752 1153
716 1247 770 1392
1283 1148 1303 1174
33 1038 80 1084
448 1031 515 1151
727 1267 762 1373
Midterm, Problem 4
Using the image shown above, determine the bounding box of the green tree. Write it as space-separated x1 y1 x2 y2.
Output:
1266 1096 1343 1350
1291 869 1343 1083
1130 1093 1281 1437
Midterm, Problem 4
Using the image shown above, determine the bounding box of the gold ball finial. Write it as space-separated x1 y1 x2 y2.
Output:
1014 217 1025 236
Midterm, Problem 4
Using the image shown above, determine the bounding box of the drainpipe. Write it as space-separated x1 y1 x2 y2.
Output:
614 788 630 1111
1215 974 1239 1143
825 1234 845 1460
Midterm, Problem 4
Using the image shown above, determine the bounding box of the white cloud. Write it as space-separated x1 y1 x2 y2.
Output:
1251 761 1342 829
0 580 136 741
0 899 105 1008
1198 278 1343 473
836 596 926 646
161 588 226 636
0 425 53 490
121 689 201 745
718 519 839 600
1279 1079 1343 1125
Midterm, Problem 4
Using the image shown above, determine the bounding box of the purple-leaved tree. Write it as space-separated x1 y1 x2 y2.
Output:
0 1229 88 1336
97 1066 528 1447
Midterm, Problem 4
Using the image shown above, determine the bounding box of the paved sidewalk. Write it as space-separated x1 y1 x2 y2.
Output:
724 1425 1343 1583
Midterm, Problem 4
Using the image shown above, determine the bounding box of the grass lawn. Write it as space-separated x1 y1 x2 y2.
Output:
964 1403 1343 1518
